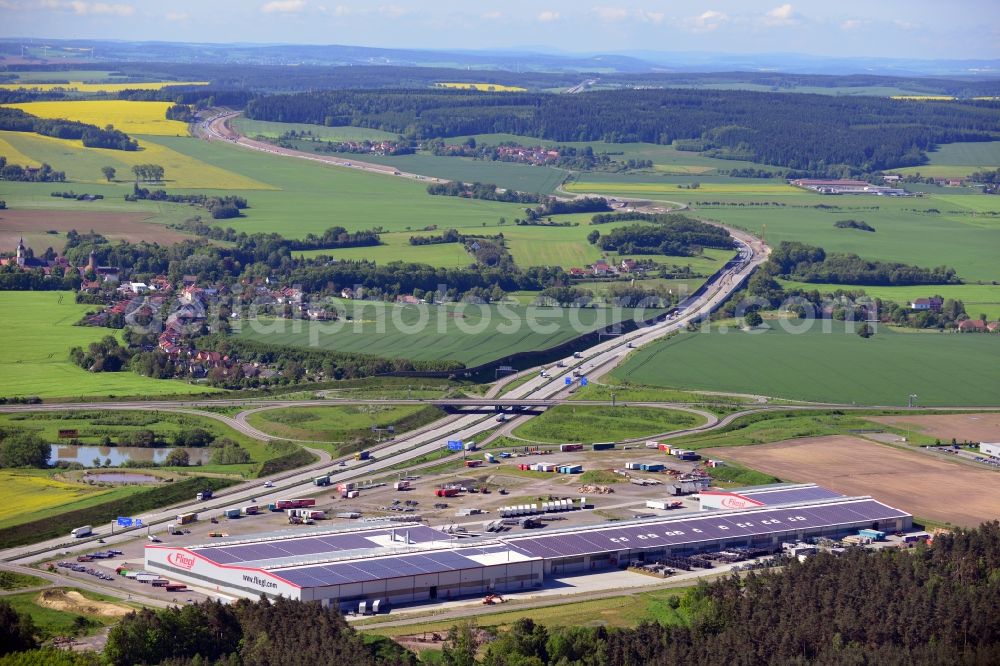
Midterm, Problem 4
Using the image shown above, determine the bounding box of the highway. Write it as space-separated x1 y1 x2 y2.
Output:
0 228 766 566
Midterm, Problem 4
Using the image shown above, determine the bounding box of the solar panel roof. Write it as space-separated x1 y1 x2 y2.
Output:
506 498 909 559
273 544 535 588
739 485 843 505
192 524 449 566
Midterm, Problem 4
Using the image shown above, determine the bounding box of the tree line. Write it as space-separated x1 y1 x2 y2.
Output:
244 88 999 175
0 107 137 150
127 185 247 219
0 156 65 182
590 214 734 257
765 241 959 286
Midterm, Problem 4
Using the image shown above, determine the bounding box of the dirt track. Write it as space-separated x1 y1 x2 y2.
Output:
869 413 1000 443
36 589 132 617
706 435 1000 528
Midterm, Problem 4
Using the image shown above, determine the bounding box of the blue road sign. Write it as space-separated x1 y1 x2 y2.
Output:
565 377 572 385
117 517 144 528
447 440 463 451
580 377 589 386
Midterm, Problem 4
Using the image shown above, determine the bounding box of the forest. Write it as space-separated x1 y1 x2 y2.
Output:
593 216 734 257
2 522 997 665
244 89 1000 174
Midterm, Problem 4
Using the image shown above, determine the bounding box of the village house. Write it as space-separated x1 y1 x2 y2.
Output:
909 297 944 311
592 260 611 276
957 319 998 333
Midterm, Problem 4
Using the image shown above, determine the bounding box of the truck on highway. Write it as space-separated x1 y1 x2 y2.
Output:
355 450 370 461
196 489 213 501
70 525 92 538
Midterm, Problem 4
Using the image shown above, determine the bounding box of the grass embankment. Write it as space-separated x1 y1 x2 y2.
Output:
0 292 219 400
0 476 239 548
0 570 48 590
614 324 1000 407
662 410 937 451
246 404 445 451
2 588 137 639
512 405 703 444
365 587 693 637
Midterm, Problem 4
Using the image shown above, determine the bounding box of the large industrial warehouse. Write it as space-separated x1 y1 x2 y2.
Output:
145 490 912 609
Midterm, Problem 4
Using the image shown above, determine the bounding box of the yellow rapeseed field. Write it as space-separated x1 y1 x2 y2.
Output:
0 130 275 190
4 100 190 136
0 81 208 93
0 134 41 167
0 471 109 524
435 82 527 92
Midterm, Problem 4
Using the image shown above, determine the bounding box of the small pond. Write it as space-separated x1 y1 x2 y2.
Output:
49 445 213 467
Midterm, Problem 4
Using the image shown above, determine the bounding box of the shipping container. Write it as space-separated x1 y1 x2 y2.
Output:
241 505 259 516
393 480 410 491
560 443 584 452
165 584 187 592
435 488 460 497
176 512 198 525
592 442 615 451
465 460 483 468
224 508 241 519
346 490 359 499
314 475 331 486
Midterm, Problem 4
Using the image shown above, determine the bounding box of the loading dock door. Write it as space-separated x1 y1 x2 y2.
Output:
429 586 438 600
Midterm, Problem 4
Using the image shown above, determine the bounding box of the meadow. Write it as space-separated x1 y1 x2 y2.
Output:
457 133 778 175
895 140 1000 179
4 100 190 136
778 280 1000 320
0 130 273 189
0 291 218 399
0 469 114 527
613 322 1000 406
320 150 569 194
245 404 443 444
0 81 208 93
148 136 531 236
510 405 704 443
231 118 399 142
234 302 663 366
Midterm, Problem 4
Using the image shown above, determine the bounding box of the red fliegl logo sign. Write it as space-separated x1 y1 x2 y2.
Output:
167 552 196 570
720 496 761 509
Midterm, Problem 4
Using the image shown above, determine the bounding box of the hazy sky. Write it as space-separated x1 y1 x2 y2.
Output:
2 0 998 59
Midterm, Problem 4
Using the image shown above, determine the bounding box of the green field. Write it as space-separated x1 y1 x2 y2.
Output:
149 136 529 237
695 196 1000 283
511 405 704 443
0 130 274 189
298 232 473 267
614 323 1000 406
322 150 569 195
778 281 1000 320
0 292 218 399
894 140 1000 178
234 302 662 366
232 118 400 142
457 133 777 175
245 404 443 443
